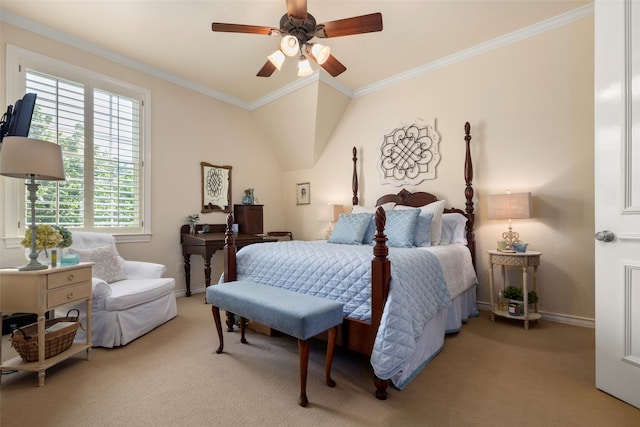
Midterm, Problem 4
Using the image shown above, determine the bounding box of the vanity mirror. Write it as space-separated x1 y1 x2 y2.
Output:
201 162 232 213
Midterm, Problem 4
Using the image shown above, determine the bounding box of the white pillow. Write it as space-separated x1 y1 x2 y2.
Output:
440 213 468 245
396 200 445 245
68 244 127 283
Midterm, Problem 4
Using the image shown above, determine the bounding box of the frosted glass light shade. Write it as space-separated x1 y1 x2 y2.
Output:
280 35 299 57
309 43 330 64
267 49 285 70
298 57 313 76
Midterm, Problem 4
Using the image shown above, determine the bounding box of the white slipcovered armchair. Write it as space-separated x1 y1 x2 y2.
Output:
61 231 177 348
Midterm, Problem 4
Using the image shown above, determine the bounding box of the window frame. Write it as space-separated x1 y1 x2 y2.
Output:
2 45 152 247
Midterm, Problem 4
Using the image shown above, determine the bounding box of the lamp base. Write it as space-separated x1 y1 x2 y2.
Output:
18 259 48 271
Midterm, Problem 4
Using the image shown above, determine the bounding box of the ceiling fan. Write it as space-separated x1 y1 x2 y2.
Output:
211 0 383 78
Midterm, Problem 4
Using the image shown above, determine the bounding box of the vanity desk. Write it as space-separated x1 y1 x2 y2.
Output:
180 224 276 296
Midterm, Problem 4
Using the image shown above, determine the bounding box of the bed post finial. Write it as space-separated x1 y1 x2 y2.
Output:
352 147 359 206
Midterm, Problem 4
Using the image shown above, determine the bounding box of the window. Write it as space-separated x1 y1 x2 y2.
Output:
4 45 150 241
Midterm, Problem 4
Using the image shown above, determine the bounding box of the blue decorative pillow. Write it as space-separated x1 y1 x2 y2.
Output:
384 209 420 248
352 203 395 244
328 213 373 245
414 211 434 247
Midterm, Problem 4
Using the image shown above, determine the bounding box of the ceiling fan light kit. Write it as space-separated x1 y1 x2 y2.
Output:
307 43 330 65
211 0 383 79
297 55 313 77
280 35 300 57
267 49 286 70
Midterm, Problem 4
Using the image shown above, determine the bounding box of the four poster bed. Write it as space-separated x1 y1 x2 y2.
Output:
220 122 477 399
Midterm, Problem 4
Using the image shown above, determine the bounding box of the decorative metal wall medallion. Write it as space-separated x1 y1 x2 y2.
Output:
378 119 440 186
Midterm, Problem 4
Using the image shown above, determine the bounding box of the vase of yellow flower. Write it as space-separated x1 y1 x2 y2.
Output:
21 224 63 265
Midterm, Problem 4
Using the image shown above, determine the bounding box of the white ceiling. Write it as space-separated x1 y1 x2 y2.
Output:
1 1 592 108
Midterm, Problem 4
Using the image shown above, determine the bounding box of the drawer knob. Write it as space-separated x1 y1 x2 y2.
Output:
67 292 74 299
67 274 75 281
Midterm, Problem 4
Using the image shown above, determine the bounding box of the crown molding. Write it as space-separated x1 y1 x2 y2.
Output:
354 3 594 98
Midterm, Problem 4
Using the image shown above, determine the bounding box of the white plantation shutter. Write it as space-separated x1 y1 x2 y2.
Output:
21 67 145 232
93 90 140 227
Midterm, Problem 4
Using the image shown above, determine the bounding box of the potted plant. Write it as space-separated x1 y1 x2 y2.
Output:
502 285 539 307
21 224 63 264
186 214 199 234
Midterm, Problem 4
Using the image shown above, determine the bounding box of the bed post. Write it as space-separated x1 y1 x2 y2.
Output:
463 122 476 268
223 213 237 283
371 206 391 399
223 213 238 331
352 147 359 206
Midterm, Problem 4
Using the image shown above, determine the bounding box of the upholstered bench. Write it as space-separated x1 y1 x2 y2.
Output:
205 280 344 407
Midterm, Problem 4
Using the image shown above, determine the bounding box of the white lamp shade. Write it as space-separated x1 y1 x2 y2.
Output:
280 35 299 57
0 137 66 181
487 192 531 219
298 57 313 77
267 49 285 70
317 204 343 222
309 43 330 64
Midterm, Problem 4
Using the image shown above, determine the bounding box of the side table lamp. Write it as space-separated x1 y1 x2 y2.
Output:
487 191 531 250
0 137 66 270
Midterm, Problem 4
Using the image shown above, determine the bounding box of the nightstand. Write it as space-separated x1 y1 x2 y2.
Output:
487 250 542 329
0 263 93 386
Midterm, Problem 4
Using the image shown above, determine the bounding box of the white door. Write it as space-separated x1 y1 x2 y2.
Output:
594 0 640 409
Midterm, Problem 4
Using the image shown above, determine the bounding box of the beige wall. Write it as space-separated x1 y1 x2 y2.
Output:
283 18 595 321
1 15 595 321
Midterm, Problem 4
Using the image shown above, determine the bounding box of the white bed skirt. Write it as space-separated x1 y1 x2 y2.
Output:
390 284 478 389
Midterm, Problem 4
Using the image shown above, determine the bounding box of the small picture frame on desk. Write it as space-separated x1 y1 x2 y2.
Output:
296 182 310 205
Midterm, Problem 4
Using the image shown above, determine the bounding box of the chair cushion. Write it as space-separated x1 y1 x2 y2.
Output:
105 277 175 311
68 244 126 283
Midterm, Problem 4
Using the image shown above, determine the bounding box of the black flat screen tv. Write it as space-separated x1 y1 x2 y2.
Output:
0 93 37 143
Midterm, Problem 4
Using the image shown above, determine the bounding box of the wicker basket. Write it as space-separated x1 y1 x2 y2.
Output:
10 309 82 362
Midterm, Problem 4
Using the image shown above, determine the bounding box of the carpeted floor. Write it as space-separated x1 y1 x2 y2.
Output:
1 295 639 426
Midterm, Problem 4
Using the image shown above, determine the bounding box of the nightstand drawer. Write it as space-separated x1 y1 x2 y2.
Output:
47 282 91 307
47 267 92 289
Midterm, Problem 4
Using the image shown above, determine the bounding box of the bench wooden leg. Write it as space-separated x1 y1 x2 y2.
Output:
325 326 337 387
240 316 248 344
298 338 310 407
211 306 224 354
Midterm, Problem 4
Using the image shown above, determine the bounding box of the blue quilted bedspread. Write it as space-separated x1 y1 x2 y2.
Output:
233 240 451 380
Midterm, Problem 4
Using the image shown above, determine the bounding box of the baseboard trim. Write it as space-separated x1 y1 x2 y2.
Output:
476 302 594 328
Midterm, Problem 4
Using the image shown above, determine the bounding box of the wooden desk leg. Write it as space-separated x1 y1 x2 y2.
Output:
325 326 337 387
183 254 192 297
298 338 310 407
533 265 538 314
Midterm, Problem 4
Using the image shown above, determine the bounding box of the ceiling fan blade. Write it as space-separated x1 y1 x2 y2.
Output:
211 22 275 35
286 0 307 20
319 55 347 77
257 60 277 77
315 12 383 38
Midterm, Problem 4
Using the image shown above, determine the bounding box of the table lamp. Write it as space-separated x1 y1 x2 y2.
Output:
0 137 66 270
487 191 531 250
317 204 343 239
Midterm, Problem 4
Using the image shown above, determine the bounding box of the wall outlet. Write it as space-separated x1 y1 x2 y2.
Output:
175 263 182 273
